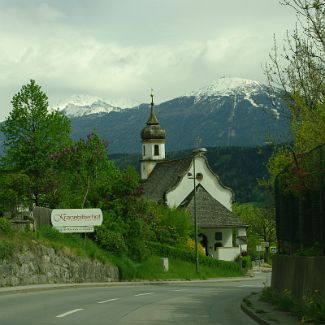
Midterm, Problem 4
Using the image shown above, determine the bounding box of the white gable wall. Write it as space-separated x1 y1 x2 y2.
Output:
165 156 233 210
202 228 241 261
203 228 233 250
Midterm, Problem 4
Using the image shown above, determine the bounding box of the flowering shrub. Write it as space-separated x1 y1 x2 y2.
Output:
185 238 205 256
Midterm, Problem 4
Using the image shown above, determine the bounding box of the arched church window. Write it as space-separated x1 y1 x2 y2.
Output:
154 144 159 156
143 145 146 156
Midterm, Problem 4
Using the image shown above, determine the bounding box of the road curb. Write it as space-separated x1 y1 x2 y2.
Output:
241 292 300 325
0 275 260 296
241 300 270 325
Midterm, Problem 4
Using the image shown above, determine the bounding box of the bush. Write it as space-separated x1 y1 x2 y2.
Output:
0 240 14 259
235 254 252 269
96 228 128 256
302 290 325 324
111 255 137 280
36 225 62 241
261 287 325 324
0 217 13 236
127 239 150 262
147 241 240 272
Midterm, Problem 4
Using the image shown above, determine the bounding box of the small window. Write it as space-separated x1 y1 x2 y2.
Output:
215 232 222 241
154 144 159 156
143 145 146 156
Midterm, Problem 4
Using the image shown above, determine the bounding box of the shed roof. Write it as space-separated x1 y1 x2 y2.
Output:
180 185 247 228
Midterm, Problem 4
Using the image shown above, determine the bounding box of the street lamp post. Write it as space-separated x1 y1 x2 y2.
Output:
191 148 207 273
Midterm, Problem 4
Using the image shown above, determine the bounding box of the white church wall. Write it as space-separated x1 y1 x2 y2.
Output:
221 228 233 247
241 244 248 252
238 227 247 236
141 160 157 180
237 227 248 253
215 247 240 261
200 227 238 259
166 156 233 209
142 142 165 161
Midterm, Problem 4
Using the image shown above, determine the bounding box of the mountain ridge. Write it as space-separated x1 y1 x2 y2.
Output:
0 77 291 155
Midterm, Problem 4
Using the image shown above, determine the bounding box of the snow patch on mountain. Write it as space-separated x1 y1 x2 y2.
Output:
244 94 259 107
186 77 265 103
52 95 123 117
271 108 280 119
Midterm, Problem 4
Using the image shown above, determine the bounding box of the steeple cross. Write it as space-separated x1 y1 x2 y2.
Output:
150 88 154 114
150 88 154 105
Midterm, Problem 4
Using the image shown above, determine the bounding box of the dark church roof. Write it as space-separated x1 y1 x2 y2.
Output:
141 95 165 141
142 157 192 203
141 121 166 140
142 154 235 205
180 185 247 228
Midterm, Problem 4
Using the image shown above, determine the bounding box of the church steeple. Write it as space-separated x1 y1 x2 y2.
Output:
147 91 158 124
140 90 166 180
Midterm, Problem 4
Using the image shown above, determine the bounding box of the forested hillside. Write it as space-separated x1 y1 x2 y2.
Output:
111 145 275 204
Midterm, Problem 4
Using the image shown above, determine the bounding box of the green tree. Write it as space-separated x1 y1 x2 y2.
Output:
234 203 276 261
265 0 325 187
0 80 71 205
266 0 325 148
50 132 118 209
0 172 31 217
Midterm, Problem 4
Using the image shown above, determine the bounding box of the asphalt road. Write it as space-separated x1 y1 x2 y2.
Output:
0 273 270 325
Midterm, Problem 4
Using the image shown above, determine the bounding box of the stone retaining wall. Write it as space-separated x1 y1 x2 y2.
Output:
0 244 119 286
271 255 325 300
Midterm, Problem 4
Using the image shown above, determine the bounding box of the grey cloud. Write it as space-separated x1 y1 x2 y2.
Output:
0 0 297 120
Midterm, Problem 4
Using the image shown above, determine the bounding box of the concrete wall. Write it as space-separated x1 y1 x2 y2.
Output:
271 255 325 300
0 244 119 287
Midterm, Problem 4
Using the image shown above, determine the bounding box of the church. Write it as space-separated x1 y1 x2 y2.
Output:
140 94 247 261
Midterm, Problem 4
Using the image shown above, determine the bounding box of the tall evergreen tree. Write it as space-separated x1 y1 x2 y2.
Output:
0 80 71 205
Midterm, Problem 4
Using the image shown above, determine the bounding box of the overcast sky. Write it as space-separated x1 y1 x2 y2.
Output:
0 0 297 120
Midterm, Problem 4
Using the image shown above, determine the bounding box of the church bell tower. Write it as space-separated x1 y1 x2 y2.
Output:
140 91 166 180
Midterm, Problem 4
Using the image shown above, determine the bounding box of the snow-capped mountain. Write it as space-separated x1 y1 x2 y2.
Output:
66 77 290 153
0 77 290 155
187 77 264 98
52 95 123 118
185 77 281 118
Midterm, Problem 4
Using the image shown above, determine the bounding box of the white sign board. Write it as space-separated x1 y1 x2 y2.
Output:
261 241 270 248
55 226 94 233
256 245 264 252
51 209 103 227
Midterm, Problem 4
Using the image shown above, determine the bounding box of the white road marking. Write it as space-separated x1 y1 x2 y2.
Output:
237 285 262 288
171 289 187 292
134 292 153 297
98 298 120 304
56 309 83 318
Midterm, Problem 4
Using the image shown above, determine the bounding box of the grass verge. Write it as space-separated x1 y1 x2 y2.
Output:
1 224 243 281
261 286 325 324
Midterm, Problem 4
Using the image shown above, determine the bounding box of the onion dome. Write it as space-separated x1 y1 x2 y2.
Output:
141 92 166 140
